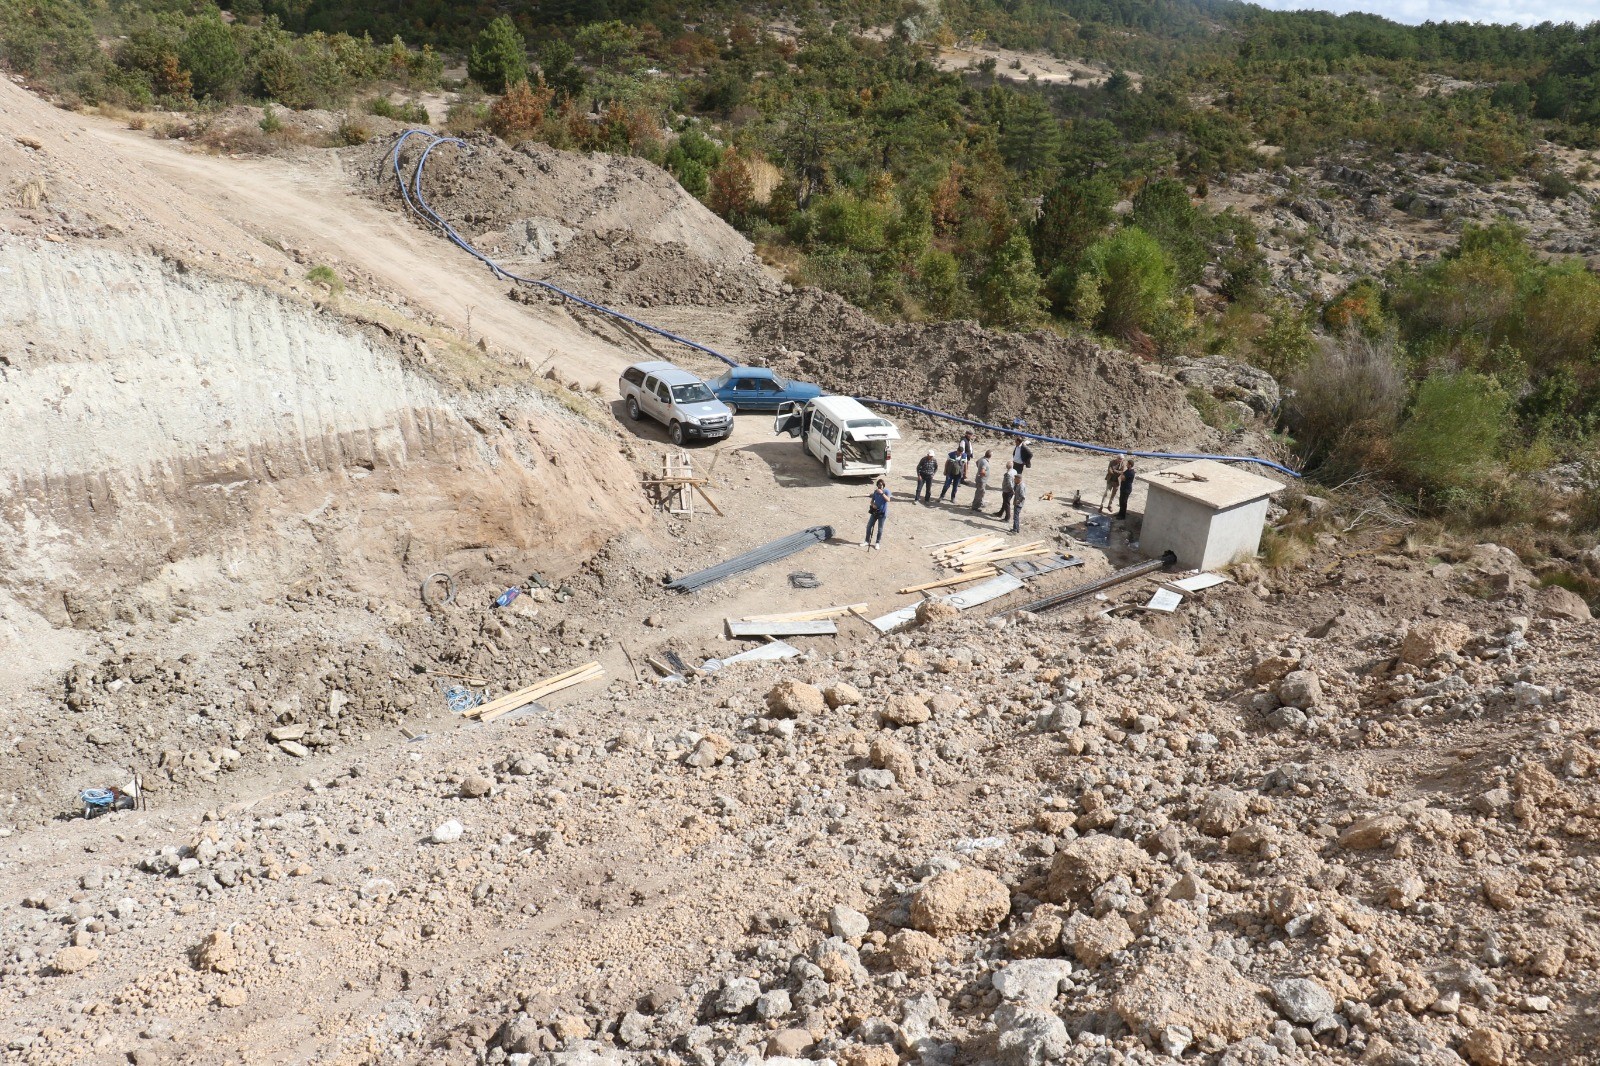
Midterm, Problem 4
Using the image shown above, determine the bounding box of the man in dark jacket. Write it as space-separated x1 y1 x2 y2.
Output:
915 449 938 505
1116 460 1137 519
938 450 963 503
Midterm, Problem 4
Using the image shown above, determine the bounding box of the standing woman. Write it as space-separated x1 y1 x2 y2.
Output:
863 478 890 550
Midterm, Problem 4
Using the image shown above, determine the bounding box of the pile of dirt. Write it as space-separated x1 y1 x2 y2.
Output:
354 133 758 280
511 227 780 309
749 288 1210 448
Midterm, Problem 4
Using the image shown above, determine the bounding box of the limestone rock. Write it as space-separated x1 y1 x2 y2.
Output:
52 946 98 974
915 599 959 627
216 988 247 1008
829 904 871 942
825 682 864 708
885 929 947 975
1249 652 1301 685
767 681 826 718
1069 912 1134 967
1337 813 1404 850
1271 977 1335 1024
1112 950 1272 1046
684 733 733 768
910 867 1010 936
1538 584 1592 622
1399 619 1472 665
1045 834 1151 903
715 976 760 1015
879 693 931 727
1006 908 1065 958
1460 1028 1511 1066
993 959 1075 1005
767 1030 814 1058
994 1003 1069 1066
194 930 237 974
838 1045 897 1066
1273 669 1322 710
431 819 465 844
869 734 916 783
1197 788 1249 837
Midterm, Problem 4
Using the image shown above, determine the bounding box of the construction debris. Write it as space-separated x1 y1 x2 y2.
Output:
457 662 604 723
941 573 1025 611
739 603 866 623
666 526 834 593
726 619 839 639
702 641 803 670
932 535 1052 572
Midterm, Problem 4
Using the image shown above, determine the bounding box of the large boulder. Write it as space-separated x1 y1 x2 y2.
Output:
1398 619 1471 665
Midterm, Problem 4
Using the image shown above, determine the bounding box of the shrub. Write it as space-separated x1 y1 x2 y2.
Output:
1253 297 1316 379
259 104 282 133
305 265 343 294
334 117 371 146
487 79 552 141
1285 330 1407 475
367 97 430 123
1392 370 1510 494
468 16 527 94
1075 226 1174 339
980 230 1046 329
709 153 755 223
915 249 968 319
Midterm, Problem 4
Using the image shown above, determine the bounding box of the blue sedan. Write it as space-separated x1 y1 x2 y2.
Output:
708 366 825 413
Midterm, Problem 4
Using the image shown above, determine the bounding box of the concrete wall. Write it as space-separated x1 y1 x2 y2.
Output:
1141 485 1270 570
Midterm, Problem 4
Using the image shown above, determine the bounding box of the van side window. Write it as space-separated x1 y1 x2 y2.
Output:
820 418 840 444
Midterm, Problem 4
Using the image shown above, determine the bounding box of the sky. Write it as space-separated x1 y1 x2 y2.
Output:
1251 0 1600 27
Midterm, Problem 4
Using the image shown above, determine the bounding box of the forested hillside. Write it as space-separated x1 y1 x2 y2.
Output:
5 0 1600 540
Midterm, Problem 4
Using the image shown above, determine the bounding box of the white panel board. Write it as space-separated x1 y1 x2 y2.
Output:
941 573 1025 611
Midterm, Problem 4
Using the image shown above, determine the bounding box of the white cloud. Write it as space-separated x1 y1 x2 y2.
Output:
1249 0 1598 27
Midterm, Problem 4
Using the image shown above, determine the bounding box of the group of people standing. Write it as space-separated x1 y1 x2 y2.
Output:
862 431 1139 549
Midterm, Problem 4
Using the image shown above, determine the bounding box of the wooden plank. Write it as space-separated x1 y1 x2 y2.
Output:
923 533 990 550
941 573 1026 611
693 484 725 516
478 667 603 722
897 569 997 595
740 602 868 623
465 662 603 720
726 619 839 638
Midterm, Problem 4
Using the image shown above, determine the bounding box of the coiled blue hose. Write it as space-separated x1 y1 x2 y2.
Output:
382 130 1299 478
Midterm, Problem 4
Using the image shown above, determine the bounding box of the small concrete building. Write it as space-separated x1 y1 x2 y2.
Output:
1137 459 1284 571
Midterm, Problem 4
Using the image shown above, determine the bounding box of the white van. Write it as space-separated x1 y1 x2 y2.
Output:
774 396 900 478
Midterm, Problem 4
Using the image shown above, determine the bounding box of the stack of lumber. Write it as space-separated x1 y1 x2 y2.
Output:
726 602 865 639
929 535 1052 573
457 662 603 723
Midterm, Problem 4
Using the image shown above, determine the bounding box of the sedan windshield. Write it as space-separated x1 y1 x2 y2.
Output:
671 383 714 404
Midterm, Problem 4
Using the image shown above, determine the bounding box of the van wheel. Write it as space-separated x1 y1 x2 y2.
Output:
627 397 641 421
669 421 686 446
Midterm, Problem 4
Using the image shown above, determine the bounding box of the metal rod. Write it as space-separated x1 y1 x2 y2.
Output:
1002 551 1177 616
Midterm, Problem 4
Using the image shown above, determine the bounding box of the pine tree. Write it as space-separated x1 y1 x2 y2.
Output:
468 16 527 95
980 230 1046 328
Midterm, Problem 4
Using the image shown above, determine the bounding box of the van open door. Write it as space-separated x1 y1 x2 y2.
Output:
774 401 802 438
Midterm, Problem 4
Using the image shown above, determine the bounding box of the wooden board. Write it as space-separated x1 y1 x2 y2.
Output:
726 619 839 638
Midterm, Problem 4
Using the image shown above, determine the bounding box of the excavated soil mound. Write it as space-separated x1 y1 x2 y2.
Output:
513 228 777 309
748 289 1208 448
354 134 759 292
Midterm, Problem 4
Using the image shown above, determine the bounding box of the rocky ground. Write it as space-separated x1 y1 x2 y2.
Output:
5 69 1600 1066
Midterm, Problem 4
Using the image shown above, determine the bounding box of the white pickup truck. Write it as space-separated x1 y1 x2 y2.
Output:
619 360 734 446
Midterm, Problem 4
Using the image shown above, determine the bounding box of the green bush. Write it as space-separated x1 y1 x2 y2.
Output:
179 15 245 101
1392 370 1510 494
979 230 1046 329
468 16 526 94
367 97 429 123
1075 226 1174 339
259 104 282 133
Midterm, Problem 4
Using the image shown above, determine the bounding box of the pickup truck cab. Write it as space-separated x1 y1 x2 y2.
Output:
619 361 734 446
774 396 899 478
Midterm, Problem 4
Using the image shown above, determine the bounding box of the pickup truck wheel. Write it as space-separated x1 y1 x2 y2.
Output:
626 397 641 421
669 421 686 446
